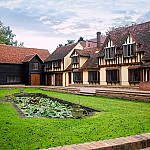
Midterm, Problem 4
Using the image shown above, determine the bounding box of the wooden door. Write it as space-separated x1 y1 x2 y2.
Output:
47 75 52 86
31 74 40 85
55 73 62 86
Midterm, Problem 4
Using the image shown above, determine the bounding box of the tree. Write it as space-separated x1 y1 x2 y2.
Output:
77 36 84 42
67 39 75 44
0 20 24 46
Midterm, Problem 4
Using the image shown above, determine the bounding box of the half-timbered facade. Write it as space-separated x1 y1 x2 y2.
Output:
98 21 150 86
68 48 100 85
0 44 50 85
44 42 83 86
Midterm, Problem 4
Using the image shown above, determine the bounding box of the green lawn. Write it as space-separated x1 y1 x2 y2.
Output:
0 88 150 150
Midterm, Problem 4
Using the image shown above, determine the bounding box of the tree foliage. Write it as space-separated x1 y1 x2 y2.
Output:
77 36 84 42
0 20 24 46
67 39 75 44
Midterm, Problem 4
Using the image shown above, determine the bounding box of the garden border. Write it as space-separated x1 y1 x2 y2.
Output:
41 133 150 150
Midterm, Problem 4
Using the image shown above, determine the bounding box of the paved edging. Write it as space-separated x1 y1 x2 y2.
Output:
42 133 150 150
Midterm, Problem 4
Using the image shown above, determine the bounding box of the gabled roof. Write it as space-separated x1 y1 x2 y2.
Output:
22 54 35 62
81 47 99 70
45 43 78 62
75 49 90 57
0 44 50 64
70 47 99 70
22 54 43 63
98 21 150 58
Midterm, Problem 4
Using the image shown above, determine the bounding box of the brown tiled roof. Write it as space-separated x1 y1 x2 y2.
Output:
75 47 99 70
0 44 50 64
76 49 90 57
45 43 78 62
140 62 150 68
80 41 86 48
22 54 43 63
22 54 35 62
87 36 106 44
99 21 150 59
80 36 106 49
65 63 72 71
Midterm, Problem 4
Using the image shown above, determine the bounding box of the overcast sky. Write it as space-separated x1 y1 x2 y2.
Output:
0 0 150 53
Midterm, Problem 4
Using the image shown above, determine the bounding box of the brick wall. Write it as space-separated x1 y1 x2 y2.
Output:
43 133 150 150
139 82 150 91
96 90 150 102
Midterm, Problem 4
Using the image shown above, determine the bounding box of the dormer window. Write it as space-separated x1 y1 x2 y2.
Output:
123 34 136 57
123 43 136 57
105 47 115 59
72 56 78 64
53 60 61 68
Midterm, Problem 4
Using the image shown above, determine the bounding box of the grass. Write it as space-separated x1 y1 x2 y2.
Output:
0 88 150 150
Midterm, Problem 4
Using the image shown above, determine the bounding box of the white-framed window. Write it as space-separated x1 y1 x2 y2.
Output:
45 62 52 69
6 76 21 83
72 56 78 64
105 47 115 59
123 43 136 57
32 62 38 70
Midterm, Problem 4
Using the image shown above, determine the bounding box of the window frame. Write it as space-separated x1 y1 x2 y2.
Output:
6 76 21 83
53 60 61 68
73 72 83 83
123 43 136 57
72 56 78 64
45 62 52 69
32 62 39 70
105 46 115 59
128 69 140 83
106 70 119 83
88 71 98 83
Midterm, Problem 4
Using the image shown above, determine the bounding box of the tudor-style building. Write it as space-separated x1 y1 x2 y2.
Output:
69 47 100 85
44 42 83 86
98 21 150 86
0 44 50 85
66 32 106 86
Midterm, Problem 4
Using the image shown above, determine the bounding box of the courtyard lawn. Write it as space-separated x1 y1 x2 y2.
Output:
0 88 150 150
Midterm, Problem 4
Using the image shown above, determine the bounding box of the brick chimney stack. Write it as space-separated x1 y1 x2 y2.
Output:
97 32 101 49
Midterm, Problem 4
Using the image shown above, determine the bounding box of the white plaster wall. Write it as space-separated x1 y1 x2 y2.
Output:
62 72 66 87
83 71 88 84
64 43 83 70
80 57 88 68
52 74 55 86
100 68 107 85
65 72 69 86
120 66 129 86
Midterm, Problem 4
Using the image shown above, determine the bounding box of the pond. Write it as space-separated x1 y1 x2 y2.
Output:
12 93 101 119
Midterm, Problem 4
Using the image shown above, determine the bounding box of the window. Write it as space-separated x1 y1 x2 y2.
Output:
105 47 115 59
53 61 61 68
32 63 38 70
45 62 52 69
106 70 119 82
73 72 83 83
72 56 78 64
123 43 135 57
88 71 98 82
7 76 21 83
128 69 140 82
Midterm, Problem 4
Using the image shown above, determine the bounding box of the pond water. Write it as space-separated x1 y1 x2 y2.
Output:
13 93 101 119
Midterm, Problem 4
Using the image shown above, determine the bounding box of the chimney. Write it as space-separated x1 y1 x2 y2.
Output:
97 32 101 49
